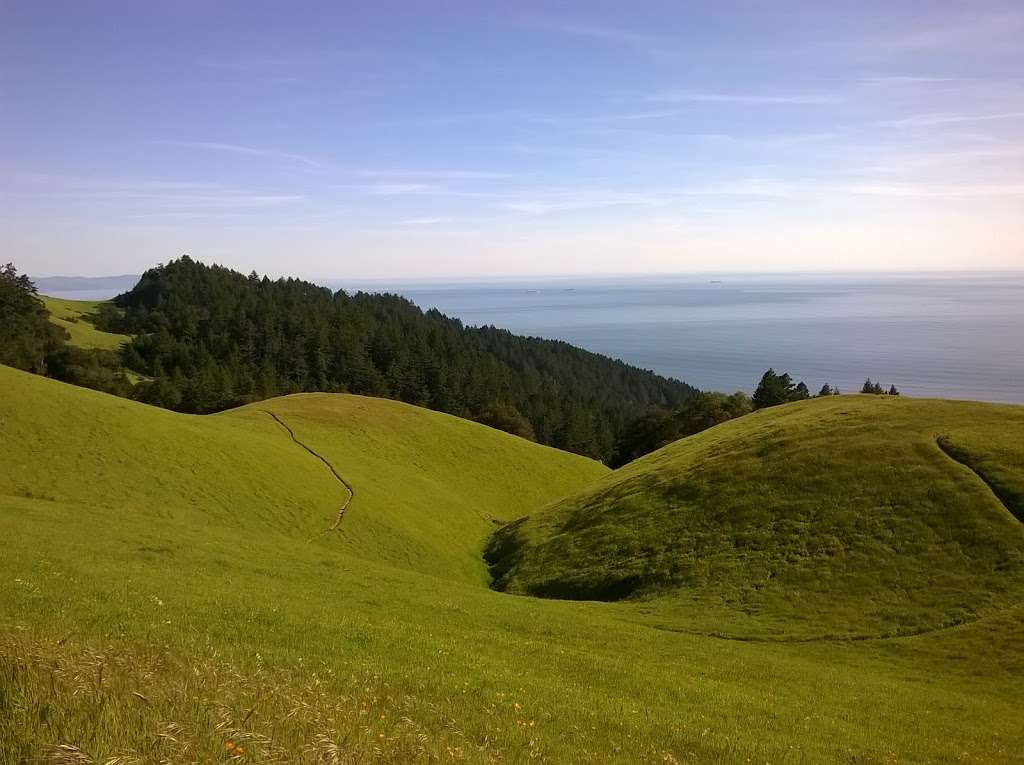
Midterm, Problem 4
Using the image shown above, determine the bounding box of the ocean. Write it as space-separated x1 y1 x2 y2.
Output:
342 272 1024 404
47 272 1024 404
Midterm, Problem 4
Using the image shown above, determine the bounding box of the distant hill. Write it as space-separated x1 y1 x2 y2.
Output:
39 295 130 351
32 273 139 298
106 256 697 460
487 394 1024 639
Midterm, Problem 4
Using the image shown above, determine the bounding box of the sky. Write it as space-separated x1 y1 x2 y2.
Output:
2 1 1023 280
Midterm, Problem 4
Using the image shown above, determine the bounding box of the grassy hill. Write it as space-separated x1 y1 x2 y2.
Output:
39 295 130 351
237 393 609 584
2 366 1023 763
488 394 1024 639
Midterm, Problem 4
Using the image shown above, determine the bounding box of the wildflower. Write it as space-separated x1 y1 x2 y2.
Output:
226 740 236 752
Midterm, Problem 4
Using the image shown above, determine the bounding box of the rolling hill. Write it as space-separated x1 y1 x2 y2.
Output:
39 295 130 351
487 394 1024 639
0 364 604 588
2 365 1023 763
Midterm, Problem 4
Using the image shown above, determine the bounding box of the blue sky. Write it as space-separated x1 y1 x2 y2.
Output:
2 1 1023 278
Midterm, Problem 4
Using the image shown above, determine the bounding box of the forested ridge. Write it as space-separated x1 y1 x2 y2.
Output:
102 257 696 460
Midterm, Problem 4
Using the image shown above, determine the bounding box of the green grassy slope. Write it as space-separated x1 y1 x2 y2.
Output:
233 394 609 584
1 365 604 586
489 395 1024 639
39 295 130 350
2 367 1023 763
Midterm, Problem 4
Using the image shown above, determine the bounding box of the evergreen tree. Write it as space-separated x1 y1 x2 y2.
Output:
0 263 65 373
107 257 698 461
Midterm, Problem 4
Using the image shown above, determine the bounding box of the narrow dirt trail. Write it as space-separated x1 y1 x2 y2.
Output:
264 410 354 531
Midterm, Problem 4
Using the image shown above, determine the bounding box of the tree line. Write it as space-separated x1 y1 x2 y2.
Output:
0 263 134 397
2 258 903 465
8 256 693 461
607 367 903 466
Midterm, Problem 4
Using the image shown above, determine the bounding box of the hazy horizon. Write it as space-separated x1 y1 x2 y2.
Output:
4 1 1023 278
29 265 1024 285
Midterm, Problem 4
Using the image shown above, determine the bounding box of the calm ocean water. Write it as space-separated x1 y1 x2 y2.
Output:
344 273 1024 404
50 272 1024 404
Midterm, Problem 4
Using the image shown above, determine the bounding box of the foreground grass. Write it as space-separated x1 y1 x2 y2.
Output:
2 366 1023 762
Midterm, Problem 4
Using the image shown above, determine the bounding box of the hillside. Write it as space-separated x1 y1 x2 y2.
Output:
488 394 1024 639
2 366 1023 763
0 364 604 588
39 295 130 351
107 257 697 460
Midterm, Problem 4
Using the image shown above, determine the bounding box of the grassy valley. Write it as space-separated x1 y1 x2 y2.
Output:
8 3 1024 761
2 365 1024 763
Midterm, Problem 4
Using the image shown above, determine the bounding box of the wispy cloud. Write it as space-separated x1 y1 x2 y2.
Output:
877 112 1024 128
3 173 302 213
846 182 1024 198
364 183 438 195
860 75 958 85
867 11 1024 53
524 17 677 58
153 140 330 171
353 169 517 180
651 90 839 106
556 22 665 49
499 188 666 215
394 216 452 226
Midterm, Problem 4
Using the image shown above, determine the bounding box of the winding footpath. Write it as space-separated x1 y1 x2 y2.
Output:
264 410 354 531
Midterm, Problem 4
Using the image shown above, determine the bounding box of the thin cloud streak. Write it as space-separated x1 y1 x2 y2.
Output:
2 173 303 211
877 112 1024 128
153 141 331 170
394 216 452 226
364 183 439 195
652 90 839 105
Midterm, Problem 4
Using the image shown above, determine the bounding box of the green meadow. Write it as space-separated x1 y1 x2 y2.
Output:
2 364 1023 763
39 296 131 351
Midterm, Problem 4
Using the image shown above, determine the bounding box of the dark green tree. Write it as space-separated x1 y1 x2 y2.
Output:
108 257 698 461
0 263 65 373
610 391 752 468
